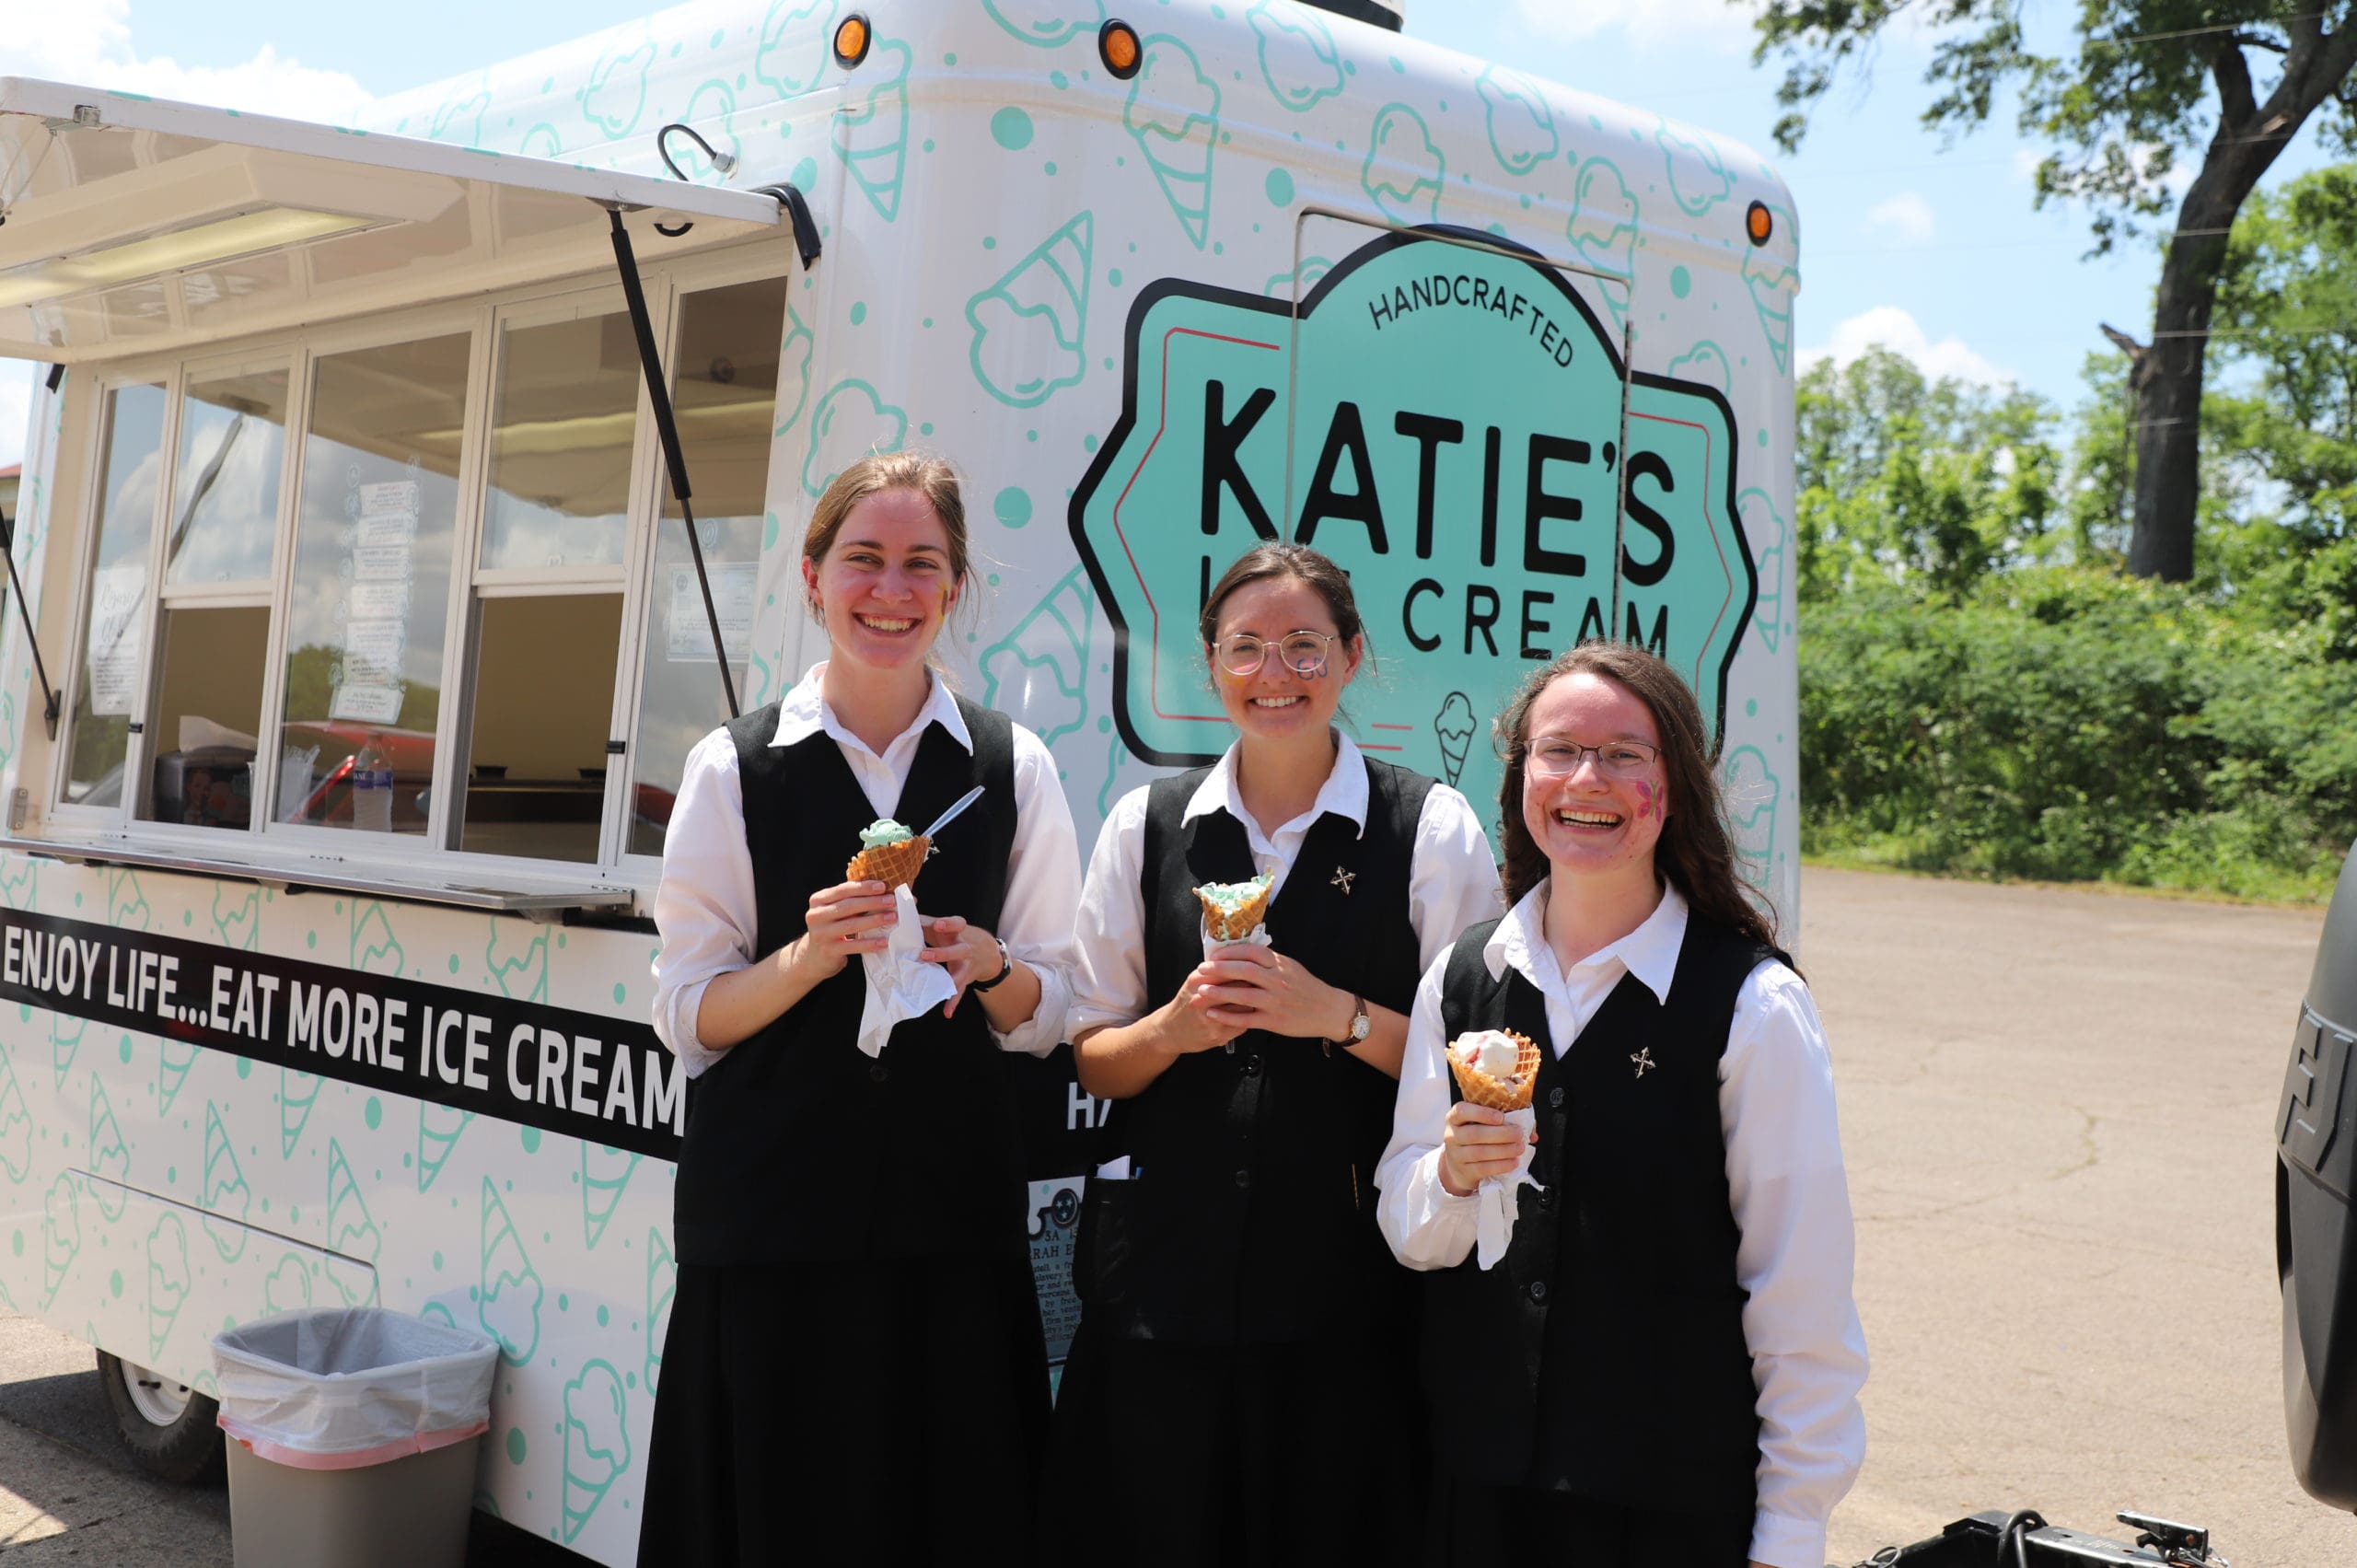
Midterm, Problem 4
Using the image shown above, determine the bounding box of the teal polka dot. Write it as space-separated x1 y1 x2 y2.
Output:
612 982 628 1005
1758 429 1770 447
306 931 317 949
118 1038 132 1063
506 1428 528 1465
790 156 818 191
1265 168 1295 206
1669 265 1691 299
433 1251 444 1271
364 1098 382 1132
8 1232 18 1258
1109 268 1122 286
167 1167 175 1183
236 1059 250 1080
110 1270 123 1298
991 107 1033 151
944 52 957 66
1746 699 1759 717
919 422 935 436
598 1305 610 1327
849 301 867 325
982 236 997 250
520 1127 541 1155
993 487 1033 530
1044 161 1057 176
559 1294 569 1312
182 911 192 926
447 955 461 974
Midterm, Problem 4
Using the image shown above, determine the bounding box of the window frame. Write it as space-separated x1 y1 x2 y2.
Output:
39 237 792 901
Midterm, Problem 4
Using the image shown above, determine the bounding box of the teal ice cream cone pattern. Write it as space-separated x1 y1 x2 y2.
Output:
1124 37 1221 250
211 884 260 950
50 1012 83 1089
1363 104 1445 226
756 0 838 98
108 868 151 932
1477 65 1558 176
1265 255 1333 298
1741 203 1799 376
1738 487 1789 654
645 1226 676 1395
280 1068 320 1158
1723 744 1781 884
832 37 911 221
1666 342 1735 396
984 0 1105 46
981 567 1094 746
419 1104 473 1193
420 1299 458 1330
1248 1 1342 113
967 211 1094 410
157 1038 198 1117
772 304 816 438
676 81 740 180
486 917 549 1004
87 1075 128 1220
263 1253 313 1315
801 379 908 499
562 1360 631 1544
41 1172 77 1308
1432 692 1477 788
1655 118 1735 216
327 1139 382 1306
0 1043 29 1183
429 84 490 147
479 1177 544 1366
146 1212 190 1358
351 900 404 976
581 1144 639 1250
0 850 36 911
579 35 655 140
1568 158 1638 328
202 1103 251 1262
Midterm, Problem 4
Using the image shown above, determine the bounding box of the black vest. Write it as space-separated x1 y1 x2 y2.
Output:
670 697 1021 1266
1078 757 1434 1344
1422 909 1782 1513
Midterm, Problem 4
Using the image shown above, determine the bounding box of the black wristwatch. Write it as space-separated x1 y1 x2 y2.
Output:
970 937 1016 993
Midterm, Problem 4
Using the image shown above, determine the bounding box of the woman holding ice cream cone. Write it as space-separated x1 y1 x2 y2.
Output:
1058 542 1503 1564
1374 643 1865 1568
641 452 1082 1563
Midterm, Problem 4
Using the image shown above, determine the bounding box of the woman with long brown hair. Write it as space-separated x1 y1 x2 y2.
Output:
641 451 1082 1562
1376 641 1865 1568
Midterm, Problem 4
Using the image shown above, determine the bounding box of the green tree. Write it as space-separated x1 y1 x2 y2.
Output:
1752 2 2357 584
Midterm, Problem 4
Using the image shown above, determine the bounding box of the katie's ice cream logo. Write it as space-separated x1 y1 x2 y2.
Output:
1071 229 1757 811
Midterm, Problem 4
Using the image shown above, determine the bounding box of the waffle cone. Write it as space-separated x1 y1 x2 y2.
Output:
846 834 931 890
1197 879 1273 943
1446 1031 1541 1112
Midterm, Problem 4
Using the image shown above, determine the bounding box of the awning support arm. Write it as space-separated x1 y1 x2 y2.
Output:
606 204 740 721
0 509 61 738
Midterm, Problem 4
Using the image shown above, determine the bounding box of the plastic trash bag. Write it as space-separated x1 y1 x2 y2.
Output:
211 1307 498 1470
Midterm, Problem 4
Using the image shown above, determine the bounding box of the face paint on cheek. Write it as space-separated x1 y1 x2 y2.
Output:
1633 782 1658 820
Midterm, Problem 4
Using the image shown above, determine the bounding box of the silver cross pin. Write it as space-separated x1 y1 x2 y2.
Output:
1630 1047 1656 1080
1330 865 1355 895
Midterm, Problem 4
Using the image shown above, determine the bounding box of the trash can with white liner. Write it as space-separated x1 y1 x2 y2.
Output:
210 1307 500 1568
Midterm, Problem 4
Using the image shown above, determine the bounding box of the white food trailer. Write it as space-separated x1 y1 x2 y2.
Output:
0 0 1801 1559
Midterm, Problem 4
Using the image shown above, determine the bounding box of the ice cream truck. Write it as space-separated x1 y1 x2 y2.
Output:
0 0 1800 1558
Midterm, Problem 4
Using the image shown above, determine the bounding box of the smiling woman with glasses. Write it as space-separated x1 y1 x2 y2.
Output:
1051 542 1504 1564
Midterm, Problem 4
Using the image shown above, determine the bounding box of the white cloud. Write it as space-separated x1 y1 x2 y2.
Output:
1799 306 2014 389
1515 0 1765 56
11 1 370 122
1864 192 1935 246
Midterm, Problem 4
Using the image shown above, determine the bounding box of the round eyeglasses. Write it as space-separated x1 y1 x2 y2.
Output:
1211 629 1340 678
1525 737 1661 779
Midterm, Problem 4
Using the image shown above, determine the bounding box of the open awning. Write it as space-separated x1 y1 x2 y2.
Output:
0 77 785 366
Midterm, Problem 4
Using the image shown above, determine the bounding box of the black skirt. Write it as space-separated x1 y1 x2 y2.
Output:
636 1253 1049 1566
1423 1483 1757 1567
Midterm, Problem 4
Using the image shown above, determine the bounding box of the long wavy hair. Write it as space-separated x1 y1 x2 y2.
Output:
1494 641 1780 951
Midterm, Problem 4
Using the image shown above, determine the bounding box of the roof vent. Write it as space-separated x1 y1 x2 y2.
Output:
1297 0 1402 30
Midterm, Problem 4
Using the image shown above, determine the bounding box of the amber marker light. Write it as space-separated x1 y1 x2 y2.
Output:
1746 200 1773 247
833 13 872 69
1100 19 1143 79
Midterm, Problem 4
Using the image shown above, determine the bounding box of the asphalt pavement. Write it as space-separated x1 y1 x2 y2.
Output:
0 865 2351 1564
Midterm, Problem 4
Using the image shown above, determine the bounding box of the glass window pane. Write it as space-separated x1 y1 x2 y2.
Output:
459 595 621 864
629 276 786 856
478 312 638 571
166 367 287 585
64 382 167 807
140 606 268 828
279 334 467 833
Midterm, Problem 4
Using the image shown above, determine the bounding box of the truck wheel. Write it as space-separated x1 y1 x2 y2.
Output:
96 1350 224 1483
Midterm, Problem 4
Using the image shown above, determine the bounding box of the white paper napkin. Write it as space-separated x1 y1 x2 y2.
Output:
1198 919 1274 959
855 885 958 1058
1474 1107 1539 1271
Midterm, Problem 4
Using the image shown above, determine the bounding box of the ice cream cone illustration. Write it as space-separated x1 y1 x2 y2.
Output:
419 1104 473 1193
157 1039 198 1117
1478 64 1557 176
479 1177 545 1366
677 81 740 180
108 867 151 931
984 0 1106 47
801 378 909 499
1741 206 1799 376
1569 157 1638 328
430 86 490 147
579 39 655 140
832 38 911 221
772 304 816 437
1363 103 1445 226
1265 255 1333 298
146 1212 190 1359
563 1361 632 1544
0 1045 30 1183
1655 117 1736 216
41 1172 77 1309
981 567 1093 745
1723 744 1781 884
351 900 403 975
87 1075 128 1220
1666 342 1735 397
0 851 37 911
1248 0 1342 113
212 883 260 950
1433 692 1477 787
281 1068 319 1158
967 211 1094 409
582 1144 640 1250
487 916 550 1003
1738 487 1788 655
264 1252 313 1315
756 0 837 98
202 1102 251 1261
646 1227 677 1396
1124 37 1221 250
50 1012 83 1089
327 1140 382 1306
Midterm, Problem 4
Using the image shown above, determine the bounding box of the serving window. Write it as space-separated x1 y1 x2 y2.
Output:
47 249 790 893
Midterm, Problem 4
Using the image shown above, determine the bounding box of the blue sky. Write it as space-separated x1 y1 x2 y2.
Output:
3 0 2340 469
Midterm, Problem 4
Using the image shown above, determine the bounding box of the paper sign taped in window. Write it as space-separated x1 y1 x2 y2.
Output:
329 682 404 726
666 563 757 663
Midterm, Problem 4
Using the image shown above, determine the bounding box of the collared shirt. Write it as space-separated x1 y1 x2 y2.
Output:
1066 731 1503 1037
650 661 1082 1074
1375 882 1868 1568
